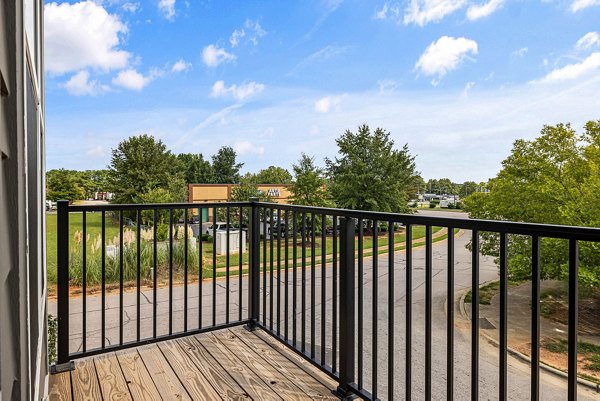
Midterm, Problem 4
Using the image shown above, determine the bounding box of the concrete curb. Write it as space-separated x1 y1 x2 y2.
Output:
457 287 600 393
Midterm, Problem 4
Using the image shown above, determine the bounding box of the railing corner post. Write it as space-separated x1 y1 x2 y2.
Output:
245 197 261 331
334 217 357 399
53 200 74 373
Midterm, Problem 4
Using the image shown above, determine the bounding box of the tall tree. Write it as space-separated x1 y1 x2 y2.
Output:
212 146 243 184
46 169 84 202
230 173 272 202
463 121 600 288
326 124 419 213
177 153 214 183
108 134 185 204
289 154 330 207
255 166 292 184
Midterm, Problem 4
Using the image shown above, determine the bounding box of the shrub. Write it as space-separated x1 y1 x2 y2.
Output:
429 202 436 208
48 315 57 364
201 234 213 242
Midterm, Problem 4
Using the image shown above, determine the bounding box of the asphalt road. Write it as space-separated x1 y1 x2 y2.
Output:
51 210 600 400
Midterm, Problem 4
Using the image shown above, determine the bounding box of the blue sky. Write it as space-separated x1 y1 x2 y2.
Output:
45 0 600 182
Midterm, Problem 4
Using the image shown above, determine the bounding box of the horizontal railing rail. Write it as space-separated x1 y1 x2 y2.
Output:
54 198 600 400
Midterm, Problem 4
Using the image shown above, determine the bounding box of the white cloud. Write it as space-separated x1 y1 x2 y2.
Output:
377 79 398 94
201 44 236 68
575 32 600 51
535 52 600 83
171 59 191 72
230 28 245 47
403 0 467 26
233 140 265 156
230 19 267 47
512 47 529 57
158 0 176 20
44 1 130 75
570 0 600 12
415 36 478 84
288 45 347 75
112 68 156 90
466 0 505 21
121 2 140 13
210 80 265 101
62 70 108 96
314 96 343 113
462 81 476 97
374 2 401 20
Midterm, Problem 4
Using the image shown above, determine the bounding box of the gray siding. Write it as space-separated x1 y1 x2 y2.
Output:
0 1 46 400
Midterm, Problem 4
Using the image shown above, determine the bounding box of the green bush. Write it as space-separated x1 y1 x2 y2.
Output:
48 315 57 364
201 234 213 242
429 202 437 208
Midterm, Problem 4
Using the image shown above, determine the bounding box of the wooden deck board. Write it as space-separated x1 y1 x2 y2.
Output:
232 329 339 400
94 352 133 401
48 371 72 401
116 349 163 401
194 334 283 400
71 358 102 401
49 327 338 401
137 344 192 401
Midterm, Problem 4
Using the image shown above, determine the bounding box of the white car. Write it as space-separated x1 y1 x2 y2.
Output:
205 222 232 235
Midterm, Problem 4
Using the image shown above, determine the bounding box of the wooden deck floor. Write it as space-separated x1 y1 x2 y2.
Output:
48 327 340 400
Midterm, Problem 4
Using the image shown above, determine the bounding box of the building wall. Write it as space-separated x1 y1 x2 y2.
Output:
0 1 46 400
188 184 292 222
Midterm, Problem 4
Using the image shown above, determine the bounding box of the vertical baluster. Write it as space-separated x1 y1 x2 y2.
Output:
184 207 189 331
499 232 508 401
198 207 203 329
568 238 579 401
448 226 455 401
405 223 413 400
277 208 282 336
56 200 70 365
263 209 267 325
372 219 379 400
471 230 479 401
239 206 243 321
226 207 230 324
311 213 316 358
212 207 217 327
425 225 433 400
285 210 289 341
153 209 157 338
321 214 327 365
332 216 338 373
301 212 307 353
293 210 298 347
82 211 87 352
531 235 540 401
358 218 364 389
270 208 275 331
169 209 174 335
101 210 106 349
388 221 395 401
119 211 124 344
136 209 141 342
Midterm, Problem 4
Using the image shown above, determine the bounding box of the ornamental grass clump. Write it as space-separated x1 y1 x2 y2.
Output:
68 226 201 287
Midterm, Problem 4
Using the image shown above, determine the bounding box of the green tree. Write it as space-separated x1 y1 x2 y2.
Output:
212 146 243 184
463 121 600 288
255 166 292 184
46 169 84 202
460 181 479 197
289 153 330 207
108 134 185 204
325 124 419 214
177 153 214 184
230 173 272 202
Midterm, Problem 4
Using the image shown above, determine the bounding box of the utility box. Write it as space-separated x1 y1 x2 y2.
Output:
215 230 247 255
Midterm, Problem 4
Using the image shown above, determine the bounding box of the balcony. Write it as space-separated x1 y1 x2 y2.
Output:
48 199 600 400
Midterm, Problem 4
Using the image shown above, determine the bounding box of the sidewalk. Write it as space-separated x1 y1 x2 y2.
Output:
462 280 600 385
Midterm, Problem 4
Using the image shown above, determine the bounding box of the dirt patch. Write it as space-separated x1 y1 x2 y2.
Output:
541 288 600 336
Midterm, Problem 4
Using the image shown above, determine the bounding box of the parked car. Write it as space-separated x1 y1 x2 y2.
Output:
205 222 232 235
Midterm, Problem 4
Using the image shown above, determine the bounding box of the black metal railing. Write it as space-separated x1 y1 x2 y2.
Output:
54 198 600 400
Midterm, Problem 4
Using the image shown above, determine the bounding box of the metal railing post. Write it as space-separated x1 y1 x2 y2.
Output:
52 200 74 373
245 197 261 331
335 217 356 399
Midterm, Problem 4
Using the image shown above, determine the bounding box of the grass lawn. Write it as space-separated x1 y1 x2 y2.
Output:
47 212 450 286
